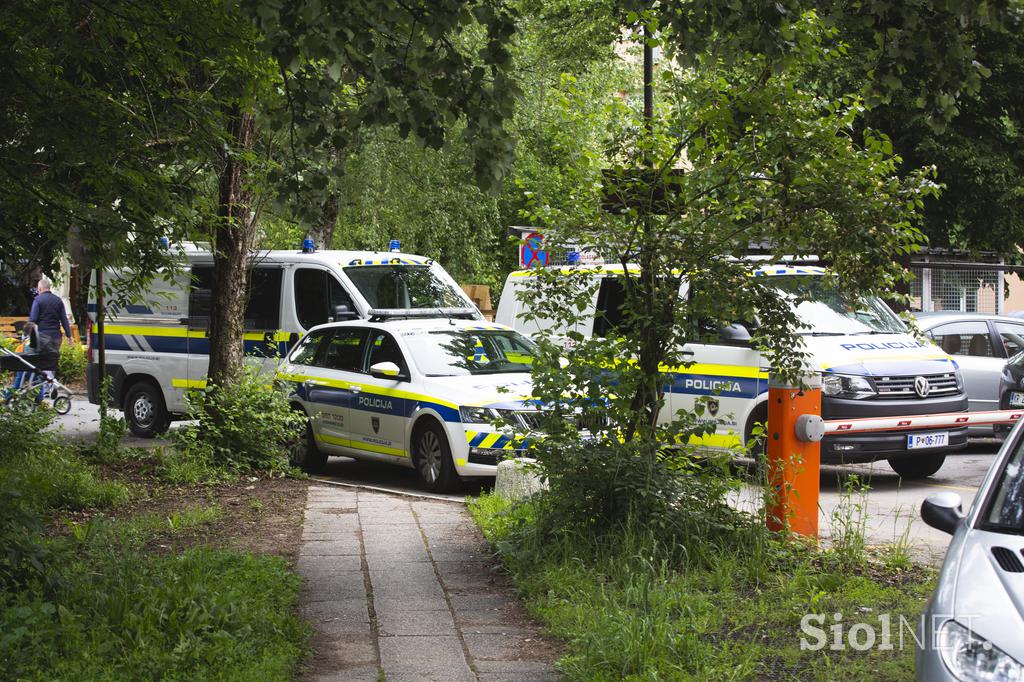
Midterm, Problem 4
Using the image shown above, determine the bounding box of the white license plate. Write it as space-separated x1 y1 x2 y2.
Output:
907 432 948 450
1010 392 1024 408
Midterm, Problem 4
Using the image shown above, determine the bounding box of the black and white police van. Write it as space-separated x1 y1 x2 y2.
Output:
496 263 968 479
86 241 481 436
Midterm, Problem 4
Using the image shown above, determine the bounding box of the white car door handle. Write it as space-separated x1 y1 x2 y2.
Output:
348 384 362 393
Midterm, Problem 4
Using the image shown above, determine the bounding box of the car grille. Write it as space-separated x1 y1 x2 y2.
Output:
513 410 607 432
872 372 960 399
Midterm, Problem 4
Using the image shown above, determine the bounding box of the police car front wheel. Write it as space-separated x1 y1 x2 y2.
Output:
413 421 459 493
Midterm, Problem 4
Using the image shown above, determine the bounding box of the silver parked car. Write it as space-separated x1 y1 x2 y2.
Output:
915 312 1024 434
917 424 1024 680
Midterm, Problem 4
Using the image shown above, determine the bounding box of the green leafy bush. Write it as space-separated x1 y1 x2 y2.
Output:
57 342 87 383
172 368 303 474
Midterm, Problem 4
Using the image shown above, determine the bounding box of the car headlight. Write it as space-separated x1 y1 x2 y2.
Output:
458 406 519 426
821 373 876 399
939 620 1024 681
956 370 966 391
459 406 492 424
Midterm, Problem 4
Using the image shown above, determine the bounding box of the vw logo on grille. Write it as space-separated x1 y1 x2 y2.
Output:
914 375 931 398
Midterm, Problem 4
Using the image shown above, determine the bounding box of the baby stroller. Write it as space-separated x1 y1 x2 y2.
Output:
1 324 72 415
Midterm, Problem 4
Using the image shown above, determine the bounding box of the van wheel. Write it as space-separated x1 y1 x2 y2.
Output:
412 421 460 493
123 381 170 438
289 417 327 473
888 453 946 479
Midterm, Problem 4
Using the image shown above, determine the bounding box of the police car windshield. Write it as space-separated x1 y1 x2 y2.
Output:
409 330 537 376
344 265 466 309
772 276 906 335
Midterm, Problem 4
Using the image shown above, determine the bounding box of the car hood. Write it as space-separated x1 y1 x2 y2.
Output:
947 529 1024 654
423 373 536 409
804 333 957 376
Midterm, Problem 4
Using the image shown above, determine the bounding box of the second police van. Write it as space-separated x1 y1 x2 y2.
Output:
496 263 968 479
86 241 482 436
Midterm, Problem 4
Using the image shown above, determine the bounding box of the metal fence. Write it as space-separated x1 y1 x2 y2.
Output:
910 265 1004 314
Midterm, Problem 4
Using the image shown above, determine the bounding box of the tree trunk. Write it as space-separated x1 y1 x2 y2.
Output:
207 107 258 387
310 191 340 249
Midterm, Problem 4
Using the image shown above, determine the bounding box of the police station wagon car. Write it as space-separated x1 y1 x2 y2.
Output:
278 312 540 491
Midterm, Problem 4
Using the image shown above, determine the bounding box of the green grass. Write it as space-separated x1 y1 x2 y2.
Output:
1 548 306 681
0 401 309 680
470 493 935 682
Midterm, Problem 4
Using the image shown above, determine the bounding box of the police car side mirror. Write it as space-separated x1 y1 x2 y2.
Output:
332 304 359 322
370 361 403 380
718 323 751 346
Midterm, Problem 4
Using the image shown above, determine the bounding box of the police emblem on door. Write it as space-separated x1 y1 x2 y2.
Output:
372 417 380 434
707 398 719 417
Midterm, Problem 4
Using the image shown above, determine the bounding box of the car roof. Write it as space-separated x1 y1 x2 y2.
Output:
307 317 514 336
914 311 1024 326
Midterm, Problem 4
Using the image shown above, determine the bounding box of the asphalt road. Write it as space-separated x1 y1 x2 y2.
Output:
57 400 1002 561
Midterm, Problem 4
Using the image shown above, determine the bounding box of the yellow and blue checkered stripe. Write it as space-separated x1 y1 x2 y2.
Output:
91 324 295 358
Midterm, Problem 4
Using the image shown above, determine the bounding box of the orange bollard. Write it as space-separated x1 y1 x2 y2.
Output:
766 373 822 539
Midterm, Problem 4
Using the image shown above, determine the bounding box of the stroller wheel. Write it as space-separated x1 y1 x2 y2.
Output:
53 395 71 415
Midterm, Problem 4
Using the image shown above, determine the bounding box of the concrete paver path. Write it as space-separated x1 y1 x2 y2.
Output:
297 484 561 682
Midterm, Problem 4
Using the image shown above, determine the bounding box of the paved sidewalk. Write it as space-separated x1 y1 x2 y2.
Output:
297 484 562 682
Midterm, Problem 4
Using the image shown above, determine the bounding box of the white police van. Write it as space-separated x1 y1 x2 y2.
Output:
86 242 481 436
496 264 968 479
279 313 539 491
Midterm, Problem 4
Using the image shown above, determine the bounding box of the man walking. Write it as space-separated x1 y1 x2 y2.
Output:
29 276 72 350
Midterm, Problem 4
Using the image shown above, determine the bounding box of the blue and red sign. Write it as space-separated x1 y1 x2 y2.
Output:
520 232 548 268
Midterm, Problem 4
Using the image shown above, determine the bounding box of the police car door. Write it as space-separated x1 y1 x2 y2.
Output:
304 328 368 451
347 330 410 463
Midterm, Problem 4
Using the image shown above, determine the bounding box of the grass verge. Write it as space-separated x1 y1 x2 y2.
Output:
470 493 935 682
0 397 309 680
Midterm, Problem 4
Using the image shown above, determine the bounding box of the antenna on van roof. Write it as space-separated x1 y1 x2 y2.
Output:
367 307 480 322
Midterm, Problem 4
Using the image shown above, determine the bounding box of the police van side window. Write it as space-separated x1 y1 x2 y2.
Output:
321 329 368 372
188 266 282 330
189 266 215 323
594 277 629 337
246 268 282 329
291 330 328 365
295 268 356 329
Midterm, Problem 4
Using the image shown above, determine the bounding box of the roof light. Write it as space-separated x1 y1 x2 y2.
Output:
388 239 401 252
566 251 580 265
302 237 316 253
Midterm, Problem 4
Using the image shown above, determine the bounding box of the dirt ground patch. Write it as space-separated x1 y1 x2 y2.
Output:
53 456 309 559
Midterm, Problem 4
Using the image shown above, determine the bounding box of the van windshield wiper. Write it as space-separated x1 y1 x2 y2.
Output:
798 331 846 336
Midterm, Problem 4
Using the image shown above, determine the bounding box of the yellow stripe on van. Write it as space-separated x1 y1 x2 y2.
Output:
171 378 207 389
315 433 407 457
688 432 743 448
92 325 292 343
660 362 768 380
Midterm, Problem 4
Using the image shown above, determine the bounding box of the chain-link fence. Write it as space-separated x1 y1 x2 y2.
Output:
910 265 1004 314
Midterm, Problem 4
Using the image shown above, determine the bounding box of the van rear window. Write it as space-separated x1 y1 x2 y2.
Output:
343 265 465 309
